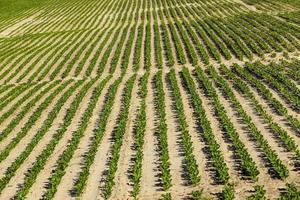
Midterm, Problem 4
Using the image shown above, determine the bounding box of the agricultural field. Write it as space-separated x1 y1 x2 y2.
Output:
0 0 300 199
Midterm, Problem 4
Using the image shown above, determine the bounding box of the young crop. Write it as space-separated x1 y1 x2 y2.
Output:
154 71 172 190
230 64 300 133
220 65 295 171
0 81 58 142
120 25 137 73
133 25 144 71
181 20 209 65
13 79 97 198
74 31 106 76
219 64 290 178
103 75 136 199
0 83 35 113
181 67 229 183
222 184 235 200
16 33 71 82
1 0 300 199
172 7 209 65
167 21 187 65
131 72 149 198
194 66 259 179
182 7 221 62
144 24 151 70
213 20 253 59
0 80 73 163
25 33 78 82
0 36 59 83
240 15 283 52
50 30 94 80
160 193 172 200
250 15 295 52
279 183 300 200
73 76 122 197
232 17 272 53
197 20 232 60
167 69 200 185
35 32 81 81
0 80 83 196
259 63 300 100
85 29 113 76
191 190 211 200
109 26 130 73
247 185 266 200
205 19 244 60
245 63 300 113
160 23 175 66
153 18 163 68
42 76 110 199
169 10 198 66
223 19 264 57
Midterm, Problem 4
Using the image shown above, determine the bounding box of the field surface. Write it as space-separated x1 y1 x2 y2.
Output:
0 0 300 199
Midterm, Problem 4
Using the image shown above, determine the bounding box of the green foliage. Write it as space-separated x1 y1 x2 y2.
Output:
181 67 229 183
0 0 49 19
154 71 172 191
132 72 149 199
247 185 267 200
103 75 136 199
12 79 96 198
73 76 121 197
222 184 235 200
195 66 259 180
191 190 211 200
279 183 300 200
168 69 200 185
161 193 172 200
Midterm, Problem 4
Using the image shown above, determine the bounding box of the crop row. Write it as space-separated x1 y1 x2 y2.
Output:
0 79 84 196
153 11 163 68
0 81 58 142
13 78 97 199
221 64 300 168
132 72 149 198
247 185 266 200
194 66 259 179
245 63 300 113
2 0 300 81
42 76 110 199
0 83 35 113
133 24 144 71
181 68 229 183
154 71 172 190
210 65 290 179
167 69 200 185
0 80 73 163
231 64 300 133
258 63 300 102
73 76 123 197
103 75 136 199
